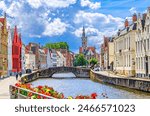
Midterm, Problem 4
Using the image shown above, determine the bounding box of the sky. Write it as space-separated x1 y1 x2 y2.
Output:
0 0 150 53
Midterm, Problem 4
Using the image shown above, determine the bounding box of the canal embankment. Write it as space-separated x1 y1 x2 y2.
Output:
90 70 150 92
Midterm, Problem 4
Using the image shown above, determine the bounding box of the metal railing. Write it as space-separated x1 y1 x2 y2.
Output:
9 85 56 99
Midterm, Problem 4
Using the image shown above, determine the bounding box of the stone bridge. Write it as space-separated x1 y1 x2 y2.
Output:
39 67 90 78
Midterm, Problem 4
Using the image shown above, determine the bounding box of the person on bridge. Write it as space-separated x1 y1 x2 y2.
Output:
16 73 18 80
19 72 22 78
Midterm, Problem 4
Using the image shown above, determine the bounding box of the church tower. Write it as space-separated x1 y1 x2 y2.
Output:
81 26 87 53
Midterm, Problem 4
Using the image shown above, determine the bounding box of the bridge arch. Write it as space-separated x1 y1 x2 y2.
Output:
39 67 90 78
51 72 76 78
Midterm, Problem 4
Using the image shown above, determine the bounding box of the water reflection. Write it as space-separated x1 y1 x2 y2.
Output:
31 73 150 99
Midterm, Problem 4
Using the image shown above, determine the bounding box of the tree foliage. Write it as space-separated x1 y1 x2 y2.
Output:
45 42 69 50
74 54 88 66
89 58 98 68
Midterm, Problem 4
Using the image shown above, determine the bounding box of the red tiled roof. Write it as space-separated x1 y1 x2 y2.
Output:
25 45 30 54
80 47 95 53
0 18 4 23
87 47 95 52
79 47 83 53
43 48 48 54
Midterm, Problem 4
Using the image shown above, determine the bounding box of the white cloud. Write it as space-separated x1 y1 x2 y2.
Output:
125 16 132 23
73 11 124 46
42 18 68 37
6 1 23 18
27 0 76 9
0 1 7 11
29 34 41 38
129 7 137 14
74 11 109 25
27 0 42 9
74 27 105 46
74 27 100 37
81 0 101 10
74 11 124 30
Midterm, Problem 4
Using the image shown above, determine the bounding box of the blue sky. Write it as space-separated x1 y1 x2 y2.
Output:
0 0 150 53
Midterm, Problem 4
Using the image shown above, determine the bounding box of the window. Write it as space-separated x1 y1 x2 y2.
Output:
148 39 150 50
129 36 130 50
129 55 130 67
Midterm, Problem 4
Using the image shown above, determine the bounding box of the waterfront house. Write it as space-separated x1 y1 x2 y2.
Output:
25 47 36 70
0 13 8 78
51 49 57 67
45 48 53 68
114 14 137 77
26 43 40 69
7 27 13 76
135 7 150 78
39 48 47 69
57 51 66 66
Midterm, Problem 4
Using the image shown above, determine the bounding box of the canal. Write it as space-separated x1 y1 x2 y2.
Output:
31 73 150 99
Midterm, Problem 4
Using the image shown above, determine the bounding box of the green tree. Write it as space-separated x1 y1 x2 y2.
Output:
45 42 69 50
89 58 98 68
74 54 88 67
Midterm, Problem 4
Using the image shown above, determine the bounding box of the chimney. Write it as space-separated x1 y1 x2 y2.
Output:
148 7 150 12
125 19 129 28
138 13 141 19
132 13 137 22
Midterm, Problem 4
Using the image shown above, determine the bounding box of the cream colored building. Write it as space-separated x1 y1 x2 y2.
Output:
136 8 150 78
101 37 114 70
108 42 114 70
25 52 36 70
114 14 137 76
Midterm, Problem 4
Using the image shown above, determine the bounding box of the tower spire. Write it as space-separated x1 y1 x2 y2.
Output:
81 26 87 53
82 26 85 37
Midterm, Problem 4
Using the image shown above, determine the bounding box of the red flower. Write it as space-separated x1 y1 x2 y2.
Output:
28 92 33 97
37 95 41 99
37 86 43 89
15 83 21 87
91 93 98 99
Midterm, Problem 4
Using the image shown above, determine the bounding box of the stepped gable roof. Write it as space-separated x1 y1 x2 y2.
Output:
80 46 95 55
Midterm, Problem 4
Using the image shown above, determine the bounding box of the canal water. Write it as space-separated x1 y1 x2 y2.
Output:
31 73 150 99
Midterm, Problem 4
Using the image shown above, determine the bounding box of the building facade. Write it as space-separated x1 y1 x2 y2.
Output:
136 8 150 78
22 44 26 73
79 26 96 61
108 42 114 71
12 26 22 73
100 44 104 70
7 27 13 76
57 51 66 66
25 48 36 70
45 49 53 68
0 13 8 77
100 36 114 70
39 48 47 69
51 49 57 67
114 14 137 77
27 43 40 69
60 49 74 67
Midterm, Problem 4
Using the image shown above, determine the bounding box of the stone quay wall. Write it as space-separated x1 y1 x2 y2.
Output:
90 70 150 92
